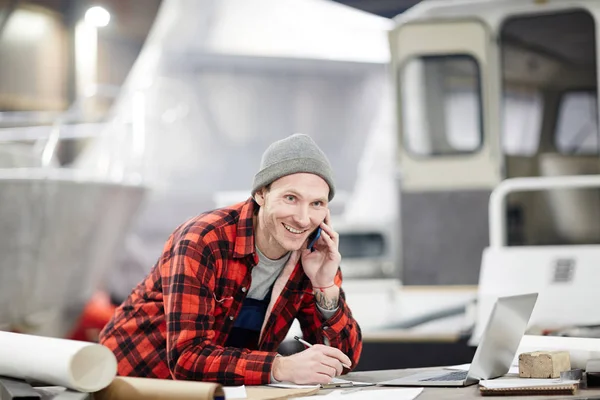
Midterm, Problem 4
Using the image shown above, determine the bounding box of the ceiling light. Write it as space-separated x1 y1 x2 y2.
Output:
85 6 110 28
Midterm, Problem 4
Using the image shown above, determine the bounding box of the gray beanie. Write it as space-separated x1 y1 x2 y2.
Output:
252 134 335 201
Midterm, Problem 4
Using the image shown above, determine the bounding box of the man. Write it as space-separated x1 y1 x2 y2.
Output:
100 134 362 386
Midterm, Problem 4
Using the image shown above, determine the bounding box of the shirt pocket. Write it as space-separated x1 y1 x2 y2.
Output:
212 290 235 320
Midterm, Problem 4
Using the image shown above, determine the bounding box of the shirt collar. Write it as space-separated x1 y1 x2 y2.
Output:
233 197 259 259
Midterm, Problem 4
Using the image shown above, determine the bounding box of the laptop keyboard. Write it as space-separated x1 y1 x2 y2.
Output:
419 370 468 382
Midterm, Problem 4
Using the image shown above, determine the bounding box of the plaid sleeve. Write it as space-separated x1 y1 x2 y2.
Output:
163 233 277 385
296 268 363 372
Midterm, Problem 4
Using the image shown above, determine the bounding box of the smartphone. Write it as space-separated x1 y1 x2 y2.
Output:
307 227 322 252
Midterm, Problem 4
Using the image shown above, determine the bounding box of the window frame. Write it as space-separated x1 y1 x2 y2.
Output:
399 53 485 158
554 88 599 155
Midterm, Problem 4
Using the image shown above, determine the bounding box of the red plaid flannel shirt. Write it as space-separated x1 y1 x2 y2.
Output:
99 198 362 385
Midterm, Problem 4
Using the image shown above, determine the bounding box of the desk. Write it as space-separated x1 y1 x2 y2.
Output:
339 367 600 399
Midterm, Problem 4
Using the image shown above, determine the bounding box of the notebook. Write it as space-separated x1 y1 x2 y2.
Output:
479 378 579 396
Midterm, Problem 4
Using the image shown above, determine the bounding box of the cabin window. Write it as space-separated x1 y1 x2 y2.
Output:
555 90 599 154
400 54 482 156
502 89 543 156
501 9 597 157
338 232 385 258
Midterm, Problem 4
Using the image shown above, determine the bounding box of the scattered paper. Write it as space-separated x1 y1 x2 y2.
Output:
223 385 247 399
479 379 579 389
322 388 423 400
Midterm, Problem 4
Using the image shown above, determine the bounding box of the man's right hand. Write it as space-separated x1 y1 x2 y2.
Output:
272 344 352 384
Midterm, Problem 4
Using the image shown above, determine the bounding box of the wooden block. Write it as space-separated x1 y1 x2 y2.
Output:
519 351 571 378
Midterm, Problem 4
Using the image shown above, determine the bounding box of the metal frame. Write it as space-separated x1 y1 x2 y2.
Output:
489 175 600 247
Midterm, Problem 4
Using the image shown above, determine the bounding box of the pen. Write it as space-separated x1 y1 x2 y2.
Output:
293 336 352 369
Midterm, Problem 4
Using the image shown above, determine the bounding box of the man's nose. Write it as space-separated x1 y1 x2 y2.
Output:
293 205 310 227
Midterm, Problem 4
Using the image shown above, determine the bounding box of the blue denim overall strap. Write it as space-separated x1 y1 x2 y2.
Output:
225 291 271 350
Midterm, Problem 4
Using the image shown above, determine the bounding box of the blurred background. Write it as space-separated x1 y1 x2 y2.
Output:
2 0 600 373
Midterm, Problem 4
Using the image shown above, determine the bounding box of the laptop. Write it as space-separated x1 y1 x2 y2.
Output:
379 293 538 387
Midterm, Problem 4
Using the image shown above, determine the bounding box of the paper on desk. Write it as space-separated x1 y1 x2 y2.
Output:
268 377 374 389
247 387 319 400
223 385 246 399
479 378 579 389
296 388 423 400
0 331 116 392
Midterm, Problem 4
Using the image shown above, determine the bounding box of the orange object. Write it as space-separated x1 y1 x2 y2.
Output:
69 291 116 342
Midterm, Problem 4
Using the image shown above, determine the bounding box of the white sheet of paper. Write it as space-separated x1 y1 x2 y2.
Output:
223 385 247 398
321 388 423 400
479 379 579 389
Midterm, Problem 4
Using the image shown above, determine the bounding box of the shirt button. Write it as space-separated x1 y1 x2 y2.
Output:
241 287 247 293
229 316 234 321
323 326 329 330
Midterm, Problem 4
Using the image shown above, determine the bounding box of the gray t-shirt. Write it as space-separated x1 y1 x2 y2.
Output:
249 246 338 319
248 246 291 300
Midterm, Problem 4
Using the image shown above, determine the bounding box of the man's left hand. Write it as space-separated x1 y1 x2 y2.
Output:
300 209 341 290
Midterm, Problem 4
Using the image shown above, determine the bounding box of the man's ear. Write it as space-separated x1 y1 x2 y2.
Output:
254 187 266 206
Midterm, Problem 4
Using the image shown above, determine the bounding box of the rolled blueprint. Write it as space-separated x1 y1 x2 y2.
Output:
516 335 600 369
94 377 225 400
0 331 116 392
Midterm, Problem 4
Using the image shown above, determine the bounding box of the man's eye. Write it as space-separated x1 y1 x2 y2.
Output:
286 195 295 201
313 201 322 207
